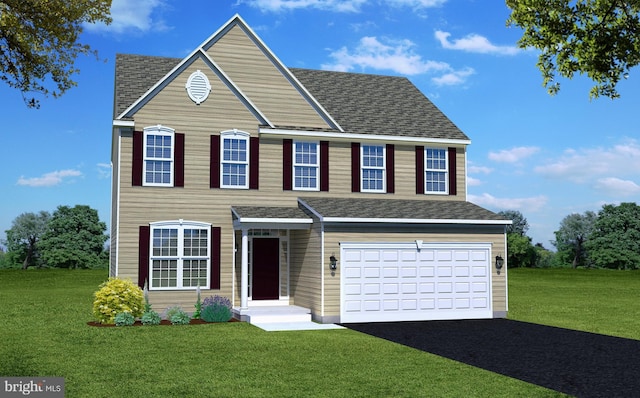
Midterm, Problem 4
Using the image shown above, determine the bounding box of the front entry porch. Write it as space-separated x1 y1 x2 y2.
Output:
233 305 344 331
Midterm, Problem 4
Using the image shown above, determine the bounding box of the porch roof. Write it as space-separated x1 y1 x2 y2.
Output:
231 206 312 230
298 197 511 225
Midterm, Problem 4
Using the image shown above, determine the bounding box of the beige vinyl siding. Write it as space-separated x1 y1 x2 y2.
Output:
206 24 330 129
322 227 507 318
289 224 322 313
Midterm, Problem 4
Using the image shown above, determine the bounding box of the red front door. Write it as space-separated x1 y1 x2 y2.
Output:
252 238 280 300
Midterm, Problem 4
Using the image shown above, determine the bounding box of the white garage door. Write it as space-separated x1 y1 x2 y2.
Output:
340 242 492 323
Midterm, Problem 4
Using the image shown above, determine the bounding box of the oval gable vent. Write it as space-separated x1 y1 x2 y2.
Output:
186 70 211 104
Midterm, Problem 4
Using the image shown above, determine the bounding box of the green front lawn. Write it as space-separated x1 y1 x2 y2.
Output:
6 268 638 397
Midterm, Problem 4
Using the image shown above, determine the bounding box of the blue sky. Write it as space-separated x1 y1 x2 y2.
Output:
2 0 640 249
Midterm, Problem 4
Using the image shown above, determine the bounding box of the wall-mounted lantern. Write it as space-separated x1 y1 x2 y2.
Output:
495 255 504 274
330 253 338 270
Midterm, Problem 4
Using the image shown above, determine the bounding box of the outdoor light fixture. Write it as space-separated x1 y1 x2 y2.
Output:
495 255 504 274
330 253 338 270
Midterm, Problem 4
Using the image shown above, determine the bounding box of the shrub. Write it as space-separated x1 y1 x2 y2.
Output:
141 310 161 326
164 306 191 325
92 278 144 324
201 295 232 323
114 312 135 326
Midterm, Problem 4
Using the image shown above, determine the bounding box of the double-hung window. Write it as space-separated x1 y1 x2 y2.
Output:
144 126 174 186
425 148 448 193
361 145 385 192
150 221 210 290
221 130 249 188
293 141 319 190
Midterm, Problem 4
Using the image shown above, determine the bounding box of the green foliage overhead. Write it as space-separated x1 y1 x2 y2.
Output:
553 211 597 268
506 0 640 99
0 0 112 108
506 233 536 268
3 211 51 269
39 205 108 269
498 210 529 236
585 202 640 269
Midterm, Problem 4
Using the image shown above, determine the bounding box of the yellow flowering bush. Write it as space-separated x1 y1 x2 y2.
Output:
92 278 144 324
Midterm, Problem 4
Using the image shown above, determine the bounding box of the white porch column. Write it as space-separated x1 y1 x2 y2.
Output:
240 228 249 310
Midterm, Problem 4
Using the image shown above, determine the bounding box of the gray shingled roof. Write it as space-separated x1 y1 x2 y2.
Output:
114 54 469 141
290 68 468 140
232 206 311 220
298 197 508 223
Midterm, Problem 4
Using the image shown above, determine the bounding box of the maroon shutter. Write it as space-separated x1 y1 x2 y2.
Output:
174 133 185 187
138 226 150 288
210 135 220 188
448 147 457 196
132 131 143 186
283 139 292 190
320 141 329 192
416 146 424 194
386 144 395 194
351 143 360 192
210 226 221 290
250 137 259 190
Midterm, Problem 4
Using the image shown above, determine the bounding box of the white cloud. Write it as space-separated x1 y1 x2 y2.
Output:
489 146 540 163
535 139 640 183
469 193 548 212
17 170 82 187
85 0 168 34
97 163 112 179
239 0 367 12
468 165 493 174
322 36 473 85
594 177 640 197
435 31 520 55
386 0 448 9
467 176 482 186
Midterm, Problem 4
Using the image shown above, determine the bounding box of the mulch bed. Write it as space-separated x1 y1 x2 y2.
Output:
342 319 640 398
87 318 240 327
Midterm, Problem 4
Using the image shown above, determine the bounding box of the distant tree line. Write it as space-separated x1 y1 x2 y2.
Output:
500 202 640 270
0 205 108 269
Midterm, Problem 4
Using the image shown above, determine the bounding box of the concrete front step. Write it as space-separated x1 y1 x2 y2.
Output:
235 305 312 324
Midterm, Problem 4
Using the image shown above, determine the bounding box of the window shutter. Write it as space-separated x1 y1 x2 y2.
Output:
320 141 329 192
386 144 395 194
210 135 220 188
415 146 424 194
210 226 221 290
351 143 360 192
174 133 185 187
250 137 259 190
448 147 457 196
138 226 150 289
132 131 143 186
283 139 292 190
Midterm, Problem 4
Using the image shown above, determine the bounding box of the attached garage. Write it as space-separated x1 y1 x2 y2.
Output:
340 242 492 323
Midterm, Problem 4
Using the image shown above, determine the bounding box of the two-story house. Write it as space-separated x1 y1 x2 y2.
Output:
111 14 510 324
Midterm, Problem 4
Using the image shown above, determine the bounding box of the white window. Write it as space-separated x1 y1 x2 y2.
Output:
361 145 385 192
143 125 174 187
293 141 319 190
221 130 249 189
150 221 211 290
425 148 448 193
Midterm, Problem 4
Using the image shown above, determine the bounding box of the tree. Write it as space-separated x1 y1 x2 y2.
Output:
506 0 640 99
498 210 529 236
507 233 537 268
0 0 112 108
553 211 597 268
3 211 51 269
39 205 108 269
585 202 640 269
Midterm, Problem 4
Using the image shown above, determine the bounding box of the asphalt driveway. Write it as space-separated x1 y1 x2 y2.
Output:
342 319 640 397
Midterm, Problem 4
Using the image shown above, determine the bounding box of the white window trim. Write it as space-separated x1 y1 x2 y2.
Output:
143 125 174 187
425 147 448 195
293 140 320 191
361 144 386 193
220 129 250 189
149 220 212 291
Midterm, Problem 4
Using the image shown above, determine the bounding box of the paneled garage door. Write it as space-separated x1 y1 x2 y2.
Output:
340 242 492 323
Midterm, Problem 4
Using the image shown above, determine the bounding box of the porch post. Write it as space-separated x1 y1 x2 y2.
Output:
240 228 249 310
